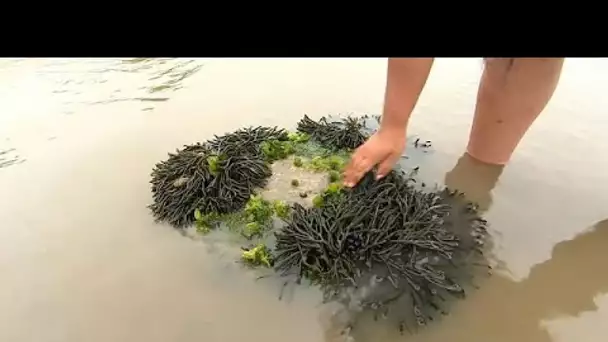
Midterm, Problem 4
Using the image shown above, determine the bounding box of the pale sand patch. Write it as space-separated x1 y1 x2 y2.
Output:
260 157 329 208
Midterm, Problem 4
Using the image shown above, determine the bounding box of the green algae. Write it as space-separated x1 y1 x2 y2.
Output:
241 243 272 268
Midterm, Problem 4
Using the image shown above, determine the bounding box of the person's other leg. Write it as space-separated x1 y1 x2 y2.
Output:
466 58 565 165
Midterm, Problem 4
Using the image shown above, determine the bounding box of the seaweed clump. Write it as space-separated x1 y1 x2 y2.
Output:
273 170 489 331
149 113 492 336
241 243 272 268
297 115 369 150
149 126 287 228
241 195 290 238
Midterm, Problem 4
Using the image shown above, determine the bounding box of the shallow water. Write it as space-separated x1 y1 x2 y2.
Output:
1 58 607 342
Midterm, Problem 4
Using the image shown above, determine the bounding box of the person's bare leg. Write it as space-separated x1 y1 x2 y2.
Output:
466 58 565 165
445 153 504 213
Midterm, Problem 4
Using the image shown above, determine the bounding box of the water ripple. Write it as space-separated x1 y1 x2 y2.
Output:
0 148 25 170
34 58 204 111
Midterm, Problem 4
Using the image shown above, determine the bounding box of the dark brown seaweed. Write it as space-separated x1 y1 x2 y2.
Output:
149 126 287 228
297 115 369 150
272 169 490 331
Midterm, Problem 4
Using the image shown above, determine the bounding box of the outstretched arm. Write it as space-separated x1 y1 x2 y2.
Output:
379 57 434 134
343 58 434 187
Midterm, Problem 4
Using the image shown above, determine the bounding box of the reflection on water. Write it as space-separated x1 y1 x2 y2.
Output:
0 58 607 342
356 218 608 342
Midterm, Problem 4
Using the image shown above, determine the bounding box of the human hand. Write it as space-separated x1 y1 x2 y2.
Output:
342 128 406 187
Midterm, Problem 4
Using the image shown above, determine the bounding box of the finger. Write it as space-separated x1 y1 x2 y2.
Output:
343 149 363 177
343 145 367 174
343 150 368 187
344 154 377 187
343 153 366 187
376 152 401 180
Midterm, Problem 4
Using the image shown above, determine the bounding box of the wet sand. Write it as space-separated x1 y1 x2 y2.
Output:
0 58 607 342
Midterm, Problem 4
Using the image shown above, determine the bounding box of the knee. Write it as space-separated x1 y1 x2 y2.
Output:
483 58 515 71
483 58 564 86
484 58 564 71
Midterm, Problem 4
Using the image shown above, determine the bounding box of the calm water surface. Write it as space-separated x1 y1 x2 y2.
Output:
1 58 607 342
